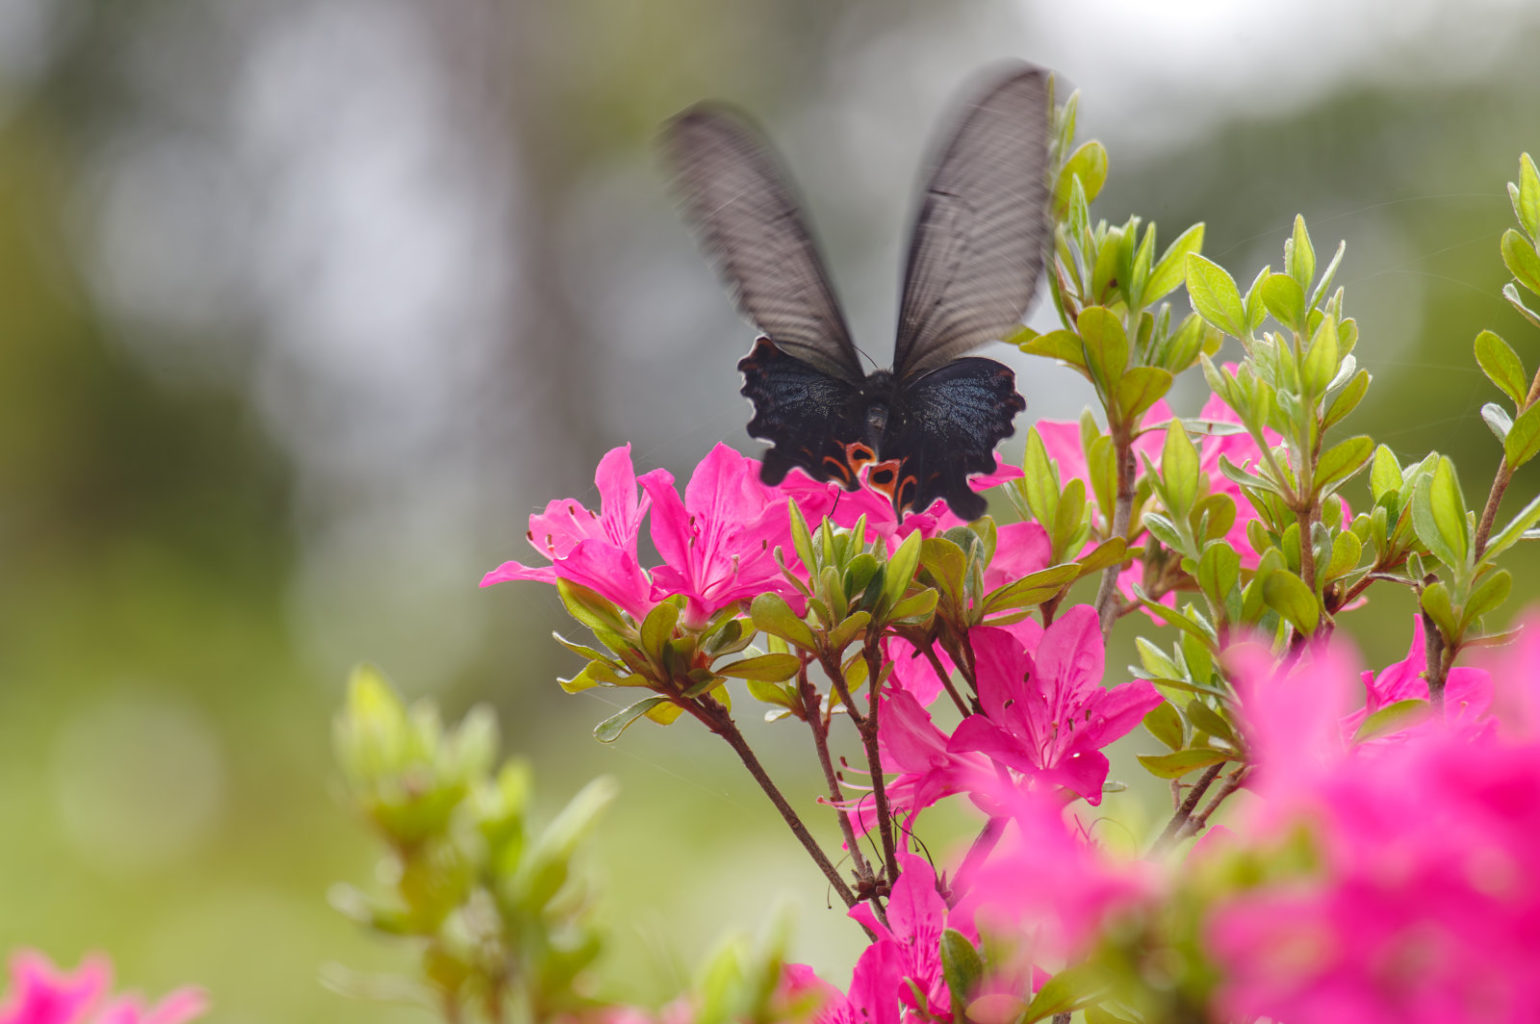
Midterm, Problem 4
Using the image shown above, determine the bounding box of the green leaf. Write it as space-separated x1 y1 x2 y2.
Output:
1114 366 1175 421
1504 404 1540 468
1078 306 1130 387
1196 542 1240 603
1511 153 1540 238
1161 418 1201 518
883 530 923 609
1411 456 1469 570
1137 747 1232 779
1353 699 1431 743
1075 537 1129 578
1369 445 1403 502
1501 227 1540 297
1186 253 1248 337
1263 570 1319 635
1019 427 1061 527
559 660 627 694
594 696 672 742
1313 435 1374 496
749 593 817 650
1054 140 1109 215
1420 582 1459 641
1286 214 1316 291
716 653 801 682
1474 329 1527 405
1142 512 1187 553
788 501 817 576
1464 568 1512 627
1184 700 1236 746
1301 315 1339 396
981 563 1081 614
1322 368 1370 430
920 537 967 605
1324 530 1363 581
826 610 873 652
889 588 939 623
1143 701 1184 750
1022 963 1110 1022
1259 272 1305 332
640 599 681 659
556 579 632 647
1020 328 1089 371
940 930 983 1020
1144 222 1206 304
1504 281 1540 328
1484 491 1540 558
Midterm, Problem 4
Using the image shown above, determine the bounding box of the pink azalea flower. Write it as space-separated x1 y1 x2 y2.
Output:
482 444 654 618
1210 629 1540 1023
638 444 800 627
949 607 1162 804
953 783 1150 964
844 687 992 833
0 951 206 1024
817 940 905 1024
841 854 959 1020
1340 615 1493 742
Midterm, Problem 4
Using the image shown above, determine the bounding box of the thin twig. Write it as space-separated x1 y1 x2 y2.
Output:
798 663 872 888
1095 433 1137 635
1474 459 1514 559
1149 762 1225 856
690 698 858 908
1422 608 1448 709
1189 766 1250 834
921 639 972 718
862 642 901 884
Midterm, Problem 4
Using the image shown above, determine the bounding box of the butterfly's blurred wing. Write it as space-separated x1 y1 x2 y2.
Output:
892 64 1052 380
878 357 1026 519
663 107 865 383
738 337 870 488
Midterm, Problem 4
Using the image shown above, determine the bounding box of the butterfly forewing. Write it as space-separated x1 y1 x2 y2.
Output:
891 65 1052 380
662 108 865 383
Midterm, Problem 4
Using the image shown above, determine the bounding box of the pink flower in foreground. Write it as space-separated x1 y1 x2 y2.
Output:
778 461 1023 550
950 607 1162 804
954 783 1150 964
639 444 799 626
1209 628 1540 1023
0 951 205 1024
481 444 653 618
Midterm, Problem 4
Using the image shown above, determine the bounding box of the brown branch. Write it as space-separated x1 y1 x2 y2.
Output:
797 663 873 890
1095 432 1137 635
690 697 857 908
862 642 901 884
921 639 973 718
1474 459 1514 560
1149 762 1225 856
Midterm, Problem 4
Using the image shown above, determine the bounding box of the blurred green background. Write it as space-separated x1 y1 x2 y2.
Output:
2 0 1539 1020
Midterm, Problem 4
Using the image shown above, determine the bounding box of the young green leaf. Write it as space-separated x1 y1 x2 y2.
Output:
1501 227 1540 297
1313 436 1374 496
1504 405 1540 468
1078 306 1130 388
1144 222 1206 304
1144 701 1184 750
1136 748 1232 779
594 696 673 742
1259 273 1306 333
1511 153 1540 238
1286 214 1316 293
1474 329 1528 406
1186 253 1248 338
1263 570 1319 635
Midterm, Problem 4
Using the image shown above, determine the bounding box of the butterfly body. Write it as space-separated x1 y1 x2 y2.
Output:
665 63 1052 519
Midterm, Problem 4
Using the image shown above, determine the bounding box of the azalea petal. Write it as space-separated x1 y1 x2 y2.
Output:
1032 605 1104 699
594 444 649 549
637 467 690 572
480 559 557 588
949 715 1042 777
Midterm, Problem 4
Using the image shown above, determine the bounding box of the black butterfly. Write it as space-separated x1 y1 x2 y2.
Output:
662 63 1052 521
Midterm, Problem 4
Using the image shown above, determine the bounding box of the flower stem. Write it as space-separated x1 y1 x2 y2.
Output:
921 639 973 718
1095 430 1137 635
1149 762 1224 855
691 697 858 908
1474 459 1514 559
797 663 873 889
861 642 902 885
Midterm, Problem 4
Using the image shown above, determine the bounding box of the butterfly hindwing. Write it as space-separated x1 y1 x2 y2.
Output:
879 357 1026 519
738 337 869 488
